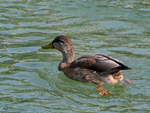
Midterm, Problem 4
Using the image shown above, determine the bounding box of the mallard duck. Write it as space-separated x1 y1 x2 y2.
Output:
42 35 131 96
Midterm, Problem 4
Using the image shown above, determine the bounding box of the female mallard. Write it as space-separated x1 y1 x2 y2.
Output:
42 35 131 95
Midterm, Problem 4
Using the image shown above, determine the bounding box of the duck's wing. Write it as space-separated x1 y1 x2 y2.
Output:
70 54 131 74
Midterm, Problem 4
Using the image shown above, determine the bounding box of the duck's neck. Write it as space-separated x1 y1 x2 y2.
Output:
59 48 75 70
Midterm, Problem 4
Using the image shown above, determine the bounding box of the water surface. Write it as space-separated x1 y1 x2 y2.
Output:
0 0 150 112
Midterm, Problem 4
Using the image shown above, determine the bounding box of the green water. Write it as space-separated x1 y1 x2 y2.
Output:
0 0 150 112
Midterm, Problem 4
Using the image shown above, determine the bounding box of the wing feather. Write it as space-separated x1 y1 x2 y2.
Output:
70 54 131 74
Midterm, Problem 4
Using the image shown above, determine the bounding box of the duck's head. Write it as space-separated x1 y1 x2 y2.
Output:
42 35 74 53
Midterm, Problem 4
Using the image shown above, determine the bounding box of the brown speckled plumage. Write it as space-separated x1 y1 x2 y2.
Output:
42 35 131 95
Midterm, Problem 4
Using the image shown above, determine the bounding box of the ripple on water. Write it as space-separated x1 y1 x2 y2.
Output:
0 0 150 112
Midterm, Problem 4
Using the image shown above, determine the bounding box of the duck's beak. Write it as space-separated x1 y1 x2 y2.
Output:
42 42 53 49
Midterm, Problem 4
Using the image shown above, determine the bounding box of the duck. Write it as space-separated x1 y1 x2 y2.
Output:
42 35 131 96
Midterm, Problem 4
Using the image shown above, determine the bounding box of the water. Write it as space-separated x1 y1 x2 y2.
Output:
0 0 150 112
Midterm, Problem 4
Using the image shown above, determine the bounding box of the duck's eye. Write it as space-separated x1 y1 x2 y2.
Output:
52 39 64 47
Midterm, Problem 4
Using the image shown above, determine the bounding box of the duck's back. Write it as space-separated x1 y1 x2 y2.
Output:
70 54 131 75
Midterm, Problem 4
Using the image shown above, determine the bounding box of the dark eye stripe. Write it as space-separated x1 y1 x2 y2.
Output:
53 39 64 43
